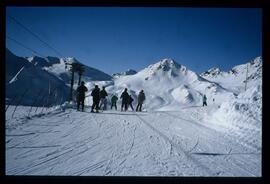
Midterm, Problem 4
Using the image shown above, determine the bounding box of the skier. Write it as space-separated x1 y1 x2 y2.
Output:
128 95 134 111
99 86 108 110
203 94 207 106
120 88 129 111
76 81 88 111
111 94 118 110
91 85 100 113
136 90 145 112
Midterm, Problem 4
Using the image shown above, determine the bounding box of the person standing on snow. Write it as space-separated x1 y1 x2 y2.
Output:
120 88 129 111
99 86 108 110
128 95 134 111
91 85 100 113
76 81 88 111
136 90 145 112
111 94 118 110
203 94 207 106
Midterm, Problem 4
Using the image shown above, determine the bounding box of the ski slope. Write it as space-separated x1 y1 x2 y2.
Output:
5 106 261 176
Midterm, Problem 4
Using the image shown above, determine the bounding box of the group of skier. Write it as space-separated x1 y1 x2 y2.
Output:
76 81 146 113
76 81 209 112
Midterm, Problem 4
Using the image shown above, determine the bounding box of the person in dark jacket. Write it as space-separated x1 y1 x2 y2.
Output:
91 85 100 113
76 81 88 111
99 86 108 110
120 88 129 111
111 94 118 110
203 94 207 106
136 90 145 112
128 95 134 111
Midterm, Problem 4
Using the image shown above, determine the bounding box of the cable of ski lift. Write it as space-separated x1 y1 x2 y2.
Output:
6 35 47 58
7 15 65 58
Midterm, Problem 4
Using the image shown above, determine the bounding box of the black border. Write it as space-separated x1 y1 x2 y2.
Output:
1 0 266 7
1 0 268 184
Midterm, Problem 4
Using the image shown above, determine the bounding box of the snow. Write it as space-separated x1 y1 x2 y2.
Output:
5 105 261 176
9 66 24 84
44 58 67 76
200 56 262 94
26 57 34 63
112 69 137 78
5 57 262 176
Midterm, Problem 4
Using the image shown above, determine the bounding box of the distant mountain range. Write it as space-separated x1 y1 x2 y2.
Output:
5 48 262 109
5 48 111 105
87 57 262 110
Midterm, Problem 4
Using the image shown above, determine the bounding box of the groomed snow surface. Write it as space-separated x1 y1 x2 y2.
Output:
5 57 262 176
6 104 261 176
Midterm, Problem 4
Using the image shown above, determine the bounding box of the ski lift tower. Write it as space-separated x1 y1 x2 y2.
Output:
65 61 85 102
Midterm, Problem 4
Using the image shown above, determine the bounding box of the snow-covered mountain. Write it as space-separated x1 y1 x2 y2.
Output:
6 47 262 114
27 55 112 83
5 53 262 176
5 48 112 105
112 69 137 78
200 56 262 94
85 58 237 110
5 49 70 106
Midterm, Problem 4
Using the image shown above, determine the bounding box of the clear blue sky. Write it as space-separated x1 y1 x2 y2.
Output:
6 7 262 75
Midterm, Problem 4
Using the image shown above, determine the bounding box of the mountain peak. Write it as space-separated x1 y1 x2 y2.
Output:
112 69 137 77
201 67 222 77
64 57 79 63
158 58 179 67
249 56 262 67
124 69 137 75
148 58 181 72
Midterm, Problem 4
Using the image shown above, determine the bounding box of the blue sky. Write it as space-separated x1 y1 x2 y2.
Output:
6 7 262 75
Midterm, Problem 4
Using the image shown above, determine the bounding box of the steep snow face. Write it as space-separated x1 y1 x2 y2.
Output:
6 48 32 84
5 49 70 106
200 57 262 94
26 56 50 67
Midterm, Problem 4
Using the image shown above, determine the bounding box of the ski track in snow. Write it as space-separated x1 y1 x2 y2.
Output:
5 107 261 176
156 111 259 176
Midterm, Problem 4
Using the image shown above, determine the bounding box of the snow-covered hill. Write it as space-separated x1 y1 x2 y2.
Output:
200 56 262 94
28 55 112 83
5 53 262 176
86 59 236 111
5 49 112 105
83 57 262 149
5 49 70 106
